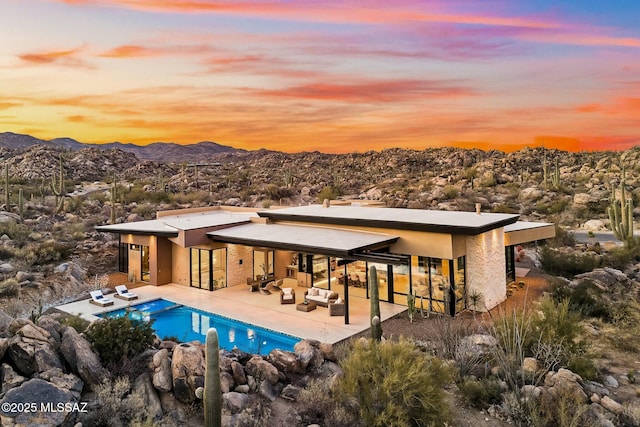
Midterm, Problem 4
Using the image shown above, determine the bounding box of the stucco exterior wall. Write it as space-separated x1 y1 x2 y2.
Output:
171 245 190 286
465 228 506 311
272 220 460 259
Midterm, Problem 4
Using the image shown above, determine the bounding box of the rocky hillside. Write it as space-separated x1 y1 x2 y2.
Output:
0 132 245 163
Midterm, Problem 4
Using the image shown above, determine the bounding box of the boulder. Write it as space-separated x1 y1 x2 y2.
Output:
231 361 247 385
319 342 336 362
0 263 14 274
573 193 594 205
171 342 205 403
543 368 587 404
158 391 189 425
37 315 62 344
1 363 26 394
522 357 539 375
7 335 63 376
603 375 618 389
234 384 250 393
281 384 302 401
0 337 8 360
152 348 173 392
220 371 235 393
259 379 278 402
60 326 107 390
520 187 543 200
582 219 605 231
458 334 498 359
0 378 79 427
600 396 624 415
0 309 11 332
245 356 279 385
294 340 324 371
223 391 249 414
268 349 300 373
15 271 34 283
134 372 163 421
16 322 53 344
37 368 84 399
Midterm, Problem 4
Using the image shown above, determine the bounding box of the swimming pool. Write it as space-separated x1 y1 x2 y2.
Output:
99 299 300 355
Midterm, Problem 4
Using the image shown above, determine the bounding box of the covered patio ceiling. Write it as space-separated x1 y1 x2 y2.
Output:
207 222 399 258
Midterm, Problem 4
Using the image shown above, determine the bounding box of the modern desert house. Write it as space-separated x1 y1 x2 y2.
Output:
96 202 554 322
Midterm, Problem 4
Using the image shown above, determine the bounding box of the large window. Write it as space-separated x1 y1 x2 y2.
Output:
253 249 274 280
191 248 227 291
141 245 150 282
505 246 516 283
411 255 466 316
118 241 128 274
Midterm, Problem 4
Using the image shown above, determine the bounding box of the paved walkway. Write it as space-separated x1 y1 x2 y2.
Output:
55 283 406 345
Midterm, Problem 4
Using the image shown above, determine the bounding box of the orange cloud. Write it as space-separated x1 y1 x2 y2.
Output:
248 79 475 102
18 45 92 68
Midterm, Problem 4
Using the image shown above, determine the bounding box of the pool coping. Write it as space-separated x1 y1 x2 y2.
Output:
55 283 407 345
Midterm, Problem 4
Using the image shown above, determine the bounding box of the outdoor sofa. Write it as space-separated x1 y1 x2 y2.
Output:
304 287 338 307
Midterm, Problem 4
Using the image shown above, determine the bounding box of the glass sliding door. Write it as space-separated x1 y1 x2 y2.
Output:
191 248 227 291
118 241 128 274
141 245 150 282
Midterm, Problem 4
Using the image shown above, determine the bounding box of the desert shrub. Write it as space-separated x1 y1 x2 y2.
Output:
232 395 273 427
550 279 609 319
0 222 31 244
538 246 600 278
297 379 361 427
550 225 576 247
0 246 14 259
87 377 153 427
21 241 73 266
458 378 503 409
316 185 341 203
536 199 569 215
443 184 459 199
605 241 640 270
132 203 156 219
0 278 19 298
85 315 155 365
60 313 90 333
335 338 452 427
66 196 85 213
527 388 596 427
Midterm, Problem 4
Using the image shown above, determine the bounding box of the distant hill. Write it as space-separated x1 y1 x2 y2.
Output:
0 132 246 163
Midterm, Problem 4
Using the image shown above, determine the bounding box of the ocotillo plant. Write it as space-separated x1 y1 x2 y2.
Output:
608 164 634 243
368 266 382 341
195 328 222 427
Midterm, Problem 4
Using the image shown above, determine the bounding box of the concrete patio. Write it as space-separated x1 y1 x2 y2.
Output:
55 281 407 345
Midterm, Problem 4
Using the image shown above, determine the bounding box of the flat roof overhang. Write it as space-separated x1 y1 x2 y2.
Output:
504 221 556 246
95 221 179 237
207 223 399 258
259 205 519 235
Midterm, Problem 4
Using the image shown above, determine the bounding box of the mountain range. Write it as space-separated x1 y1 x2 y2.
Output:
0 132 246 163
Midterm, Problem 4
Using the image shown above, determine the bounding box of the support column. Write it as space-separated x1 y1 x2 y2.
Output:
343 263 349 325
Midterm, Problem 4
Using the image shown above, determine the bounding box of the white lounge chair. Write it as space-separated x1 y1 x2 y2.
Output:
115 285 138 301
89 290 114 306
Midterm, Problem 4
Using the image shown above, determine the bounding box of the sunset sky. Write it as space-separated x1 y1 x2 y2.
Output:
1 1 639 153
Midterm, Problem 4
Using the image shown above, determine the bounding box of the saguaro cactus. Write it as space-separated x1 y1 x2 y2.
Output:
110 179 118 224
368 266 382 341
4 164 9 211
18 188 23 219
196 328 222 427
608 164 634 243
50 154 66 213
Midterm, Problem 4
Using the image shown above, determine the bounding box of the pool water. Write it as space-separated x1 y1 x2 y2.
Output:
100 299 300 355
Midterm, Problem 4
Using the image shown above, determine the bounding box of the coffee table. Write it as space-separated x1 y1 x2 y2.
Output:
296 301 317 312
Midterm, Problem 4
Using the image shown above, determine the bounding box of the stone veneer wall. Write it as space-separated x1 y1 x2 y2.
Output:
227 244 254 287
465 228 506 311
